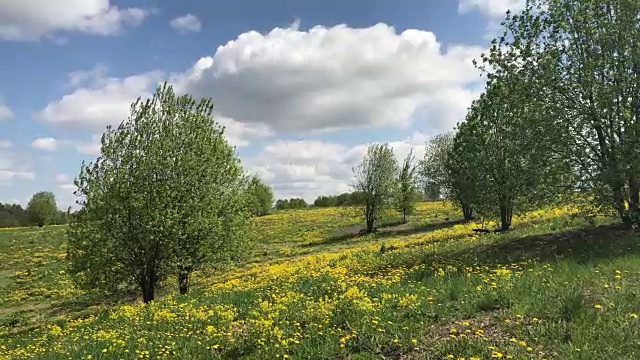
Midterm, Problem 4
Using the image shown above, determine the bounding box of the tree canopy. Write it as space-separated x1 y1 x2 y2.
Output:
67 82 252 303
26 191 58 227
352 143 398 233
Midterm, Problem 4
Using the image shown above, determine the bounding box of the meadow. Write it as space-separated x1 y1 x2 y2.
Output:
1 202 640 359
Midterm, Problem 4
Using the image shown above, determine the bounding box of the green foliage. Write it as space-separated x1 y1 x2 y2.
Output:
67 82 251 303
480 0 640 225
352 143 398 232
247 175 274 216
26 191 57 227
451 72 572 230
275 198 308 210
0 201 69 229
0 203 27 228
395 150 418 223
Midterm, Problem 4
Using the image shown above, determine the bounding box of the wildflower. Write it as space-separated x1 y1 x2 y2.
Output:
594 304 603 309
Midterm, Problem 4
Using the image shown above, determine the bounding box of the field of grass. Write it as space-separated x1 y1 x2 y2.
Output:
1 202 640 359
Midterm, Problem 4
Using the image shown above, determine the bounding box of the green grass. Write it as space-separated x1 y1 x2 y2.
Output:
1 203 639 359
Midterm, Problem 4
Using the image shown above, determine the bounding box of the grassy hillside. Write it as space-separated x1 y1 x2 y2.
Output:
1 202 640 359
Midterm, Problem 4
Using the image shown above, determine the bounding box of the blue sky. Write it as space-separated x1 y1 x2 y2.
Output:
0 0 522 208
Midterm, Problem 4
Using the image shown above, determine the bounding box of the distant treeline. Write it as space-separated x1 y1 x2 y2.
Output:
313 191 366 207
273 192 367 211
0 202 69 228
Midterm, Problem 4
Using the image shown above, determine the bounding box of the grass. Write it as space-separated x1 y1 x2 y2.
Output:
1 202 639 359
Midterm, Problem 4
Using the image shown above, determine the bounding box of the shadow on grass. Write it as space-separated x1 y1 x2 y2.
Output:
303 219 468 248
432 223 640 268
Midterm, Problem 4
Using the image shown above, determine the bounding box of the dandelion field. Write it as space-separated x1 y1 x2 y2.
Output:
1 202 640 359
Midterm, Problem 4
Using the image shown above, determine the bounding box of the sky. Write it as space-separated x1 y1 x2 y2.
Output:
0 0 524 209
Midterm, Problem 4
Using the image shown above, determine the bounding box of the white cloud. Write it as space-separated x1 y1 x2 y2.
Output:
0 0 150 41
0 103 13 119
0 152 35 185
171 22 484 133
37 69 164 131
244 132 431 202
458 0 524 18
170 14 201 33
218 116 273 147
31 137 58 151
75 134 102 155
54 173 70 183
40 68 274 148
0 140 11 149
0 170 35 184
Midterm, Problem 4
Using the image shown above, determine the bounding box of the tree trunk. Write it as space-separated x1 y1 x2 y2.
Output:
612 187 631 225
500 204 513 231
142 280 155 304
403 211 408 224
140 265 157 304
365 202 375 233
629 176 639 222
462 203 474 221
178 270 190 295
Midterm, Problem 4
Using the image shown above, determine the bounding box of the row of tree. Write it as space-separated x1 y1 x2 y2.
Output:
66 0 640 304
312 191 367 207
273 191 368 211
0 192 69 228
420 0 640 230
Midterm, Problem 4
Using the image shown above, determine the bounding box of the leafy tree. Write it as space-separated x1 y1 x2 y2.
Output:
26 191 57 227
395 150 418 223
275 199 290 210
275 198 308 210
421 132 476 220
247 175 274 216
346 191 366 206
485 0 640 225
313 195 336 207
454 70 571 231
312 192 366 207
0 203 27 228
352 143 398 233
67 82 251 302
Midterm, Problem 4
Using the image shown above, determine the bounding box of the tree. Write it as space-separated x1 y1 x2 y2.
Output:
26 191 57 227
247 175 274 216
352 143 398 233
275 198 308 210
453 69 571 231
421 132 476 220
395 150 418 223
0 203 27 228
313 195 336 207
67 82 251 303
485 0 640 225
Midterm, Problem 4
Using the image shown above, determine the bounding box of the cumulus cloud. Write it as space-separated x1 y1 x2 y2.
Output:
244 132 432 202
37 69 164 131
39 68 274 148
0 140 11 149
0 103 13 119
170 14 201 33
458 0 524 18
0 151 34 185
171 22 484 133
0 0 150 41
31 137 59 151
